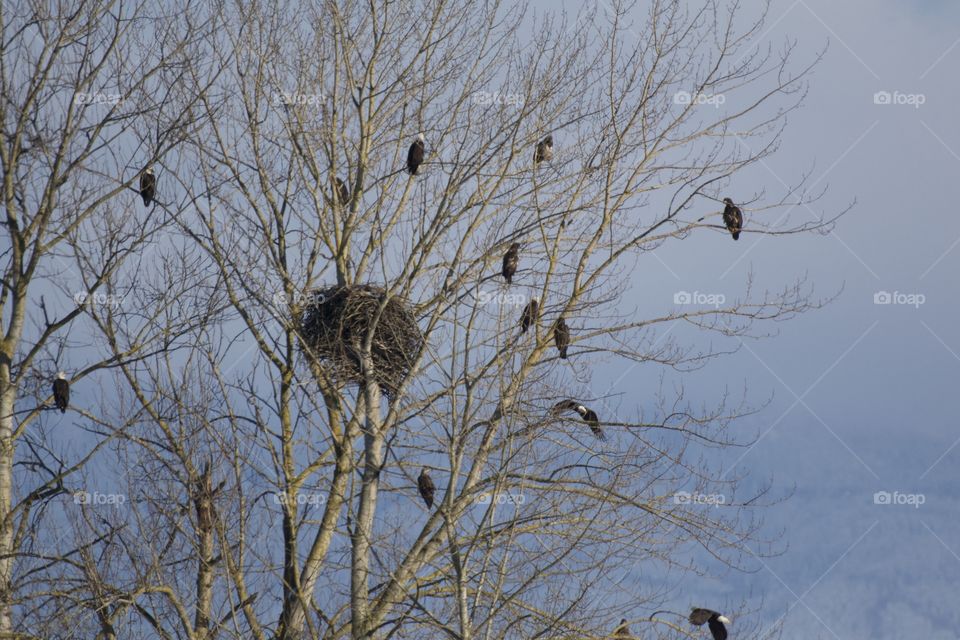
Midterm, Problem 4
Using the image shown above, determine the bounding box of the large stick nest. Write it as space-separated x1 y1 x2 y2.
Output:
298 284 424 396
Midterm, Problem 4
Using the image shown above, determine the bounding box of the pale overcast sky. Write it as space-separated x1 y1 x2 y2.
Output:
38 1 960 636
540 0 960 637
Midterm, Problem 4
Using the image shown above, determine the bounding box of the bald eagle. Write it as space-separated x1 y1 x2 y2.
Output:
417 467 435 508
722 198 742 241
502 243 520 284
553 317 570 359
613 618 632 638
520 298 539 333
52 372 69 414
551 399 580 415
407 134 425 175
534 135 553 164
332 176 350 206
550 399 605 440
140 168 156 207
193 461 215 531
689 608 730 640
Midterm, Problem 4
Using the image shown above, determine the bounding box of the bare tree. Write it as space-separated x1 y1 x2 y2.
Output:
0 0 214 636
2 1 842 639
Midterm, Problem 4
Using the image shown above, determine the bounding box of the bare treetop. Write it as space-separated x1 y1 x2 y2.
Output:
0 1 833 639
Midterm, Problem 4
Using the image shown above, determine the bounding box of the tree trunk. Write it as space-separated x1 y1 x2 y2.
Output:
350 358 383 639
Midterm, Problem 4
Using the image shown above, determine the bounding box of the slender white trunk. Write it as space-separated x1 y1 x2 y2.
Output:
284 435 352 636
350 358 383 639
0 377 15 633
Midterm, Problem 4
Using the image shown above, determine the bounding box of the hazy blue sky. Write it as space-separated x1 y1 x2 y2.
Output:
38 1 959 636
560 0 960 637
